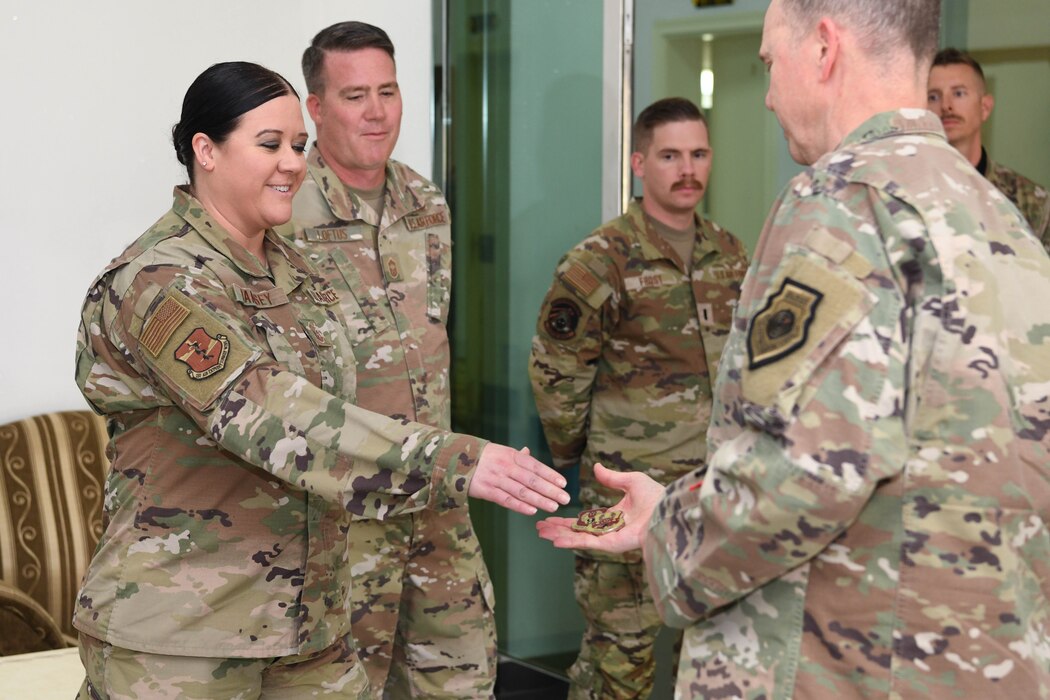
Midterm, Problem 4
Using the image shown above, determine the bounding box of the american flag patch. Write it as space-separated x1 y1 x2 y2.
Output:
141 294 190 357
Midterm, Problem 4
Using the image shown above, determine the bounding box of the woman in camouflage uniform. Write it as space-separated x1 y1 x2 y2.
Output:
74 61 566 699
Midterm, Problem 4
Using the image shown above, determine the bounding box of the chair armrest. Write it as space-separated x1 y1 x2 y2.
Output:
0 578 70 656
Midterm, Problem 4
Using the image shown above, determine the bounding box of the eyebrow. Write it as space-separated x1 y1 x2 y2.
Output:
254 129 310 140
337 81 399 94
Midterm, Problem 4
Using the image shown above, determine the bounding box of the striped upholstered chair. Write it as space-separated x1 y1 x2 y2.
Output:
0 410 108 655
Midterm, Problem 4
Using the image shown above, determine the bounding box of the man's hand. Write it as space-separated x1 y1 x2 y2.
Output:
468 445 570 515
536 463 665 554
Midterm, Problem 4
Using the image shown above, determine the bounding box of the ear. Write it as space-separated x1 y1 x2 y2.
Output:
191 133 216 172
306 93 323 126
630 151 645 179
815 17 841 82
980 92 994 123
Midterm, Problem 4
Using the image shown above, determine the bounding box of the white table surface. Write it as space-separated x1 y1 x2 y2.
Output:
0 647 82 699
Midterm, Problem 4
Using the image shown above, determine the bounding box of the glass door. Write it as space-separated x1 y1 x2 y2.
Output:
435 0 628 671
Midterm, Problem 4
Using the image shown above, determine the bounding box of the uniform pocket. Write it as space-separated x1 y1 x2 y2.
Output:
327 248 391 344
426 231 452 323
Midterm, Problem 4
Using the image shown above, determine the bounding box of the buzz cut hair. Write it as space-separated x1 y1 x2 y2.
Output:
780 0 941 66
302 21 396 96
633 97 707 155
932 47 987 89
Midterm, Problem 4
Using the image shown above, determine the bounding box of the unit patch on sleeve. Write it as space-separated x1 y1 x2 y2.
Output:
747 277 823 369
175 328 230 379
545 298 583 340
136 289 258 411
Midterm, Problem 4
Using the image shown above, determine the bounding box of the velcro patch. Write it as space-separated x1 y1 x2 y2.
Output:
138 290 257 411
309 286 340 305
303 321 333 348
562 262 600 298
544 298 582 340
140 295 190 358
303 227 358 243
624 271 670 292
404 211 449 231
233 286 289 308
174 328 230 379
747 277 823 369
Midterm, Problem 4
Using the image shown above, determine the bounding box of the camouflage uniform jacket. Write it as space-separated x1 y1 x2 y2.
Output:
74 187 482 658
644 110 1050 698
983 152 1050 254
529 200 748 523
285 148 465 439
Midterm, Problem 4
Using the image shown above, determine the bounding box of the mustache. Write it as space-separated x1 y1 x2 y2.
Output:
672 179 704 191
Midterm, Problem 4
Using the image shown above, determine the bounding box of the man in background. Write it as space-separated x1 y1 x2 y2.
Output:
539 0 1050 697
288 21 567 699
529 97 748 699
927 47 1050 251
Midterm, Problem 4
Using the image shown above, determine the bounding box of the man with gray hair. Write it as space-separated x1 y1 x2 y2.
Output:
538 0 1050 697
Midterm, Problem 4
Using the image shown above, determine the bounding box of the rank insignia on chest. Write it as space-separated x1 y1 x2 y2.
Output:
175 327 230 379
747 277 823 369
545 298 582 340
384 256 402 282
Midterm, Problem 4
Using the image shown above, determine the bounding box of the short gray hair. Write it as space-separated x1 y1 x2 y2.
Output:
781 0 940 65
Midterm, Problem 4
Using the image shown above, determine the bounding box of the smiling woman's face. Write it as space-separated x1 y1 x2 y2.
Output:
201 94 308 240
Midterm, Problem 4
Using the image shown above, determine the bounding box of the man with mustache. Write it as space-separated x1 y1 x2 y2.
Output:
927 47 1050 253
528 97 748 699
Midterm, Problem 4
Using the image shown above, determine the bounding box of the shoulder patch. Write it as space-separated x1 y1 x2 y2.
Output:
137 290 257 411
544 298 583 340
175 328 230 379
140 295 190 358
562 262 601 298
747 277 823 369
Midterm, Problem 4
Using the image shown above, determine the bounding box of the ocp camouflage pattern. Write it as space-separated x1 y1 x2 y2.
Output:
644 110 1050 699
284 149 497 697
74 186 482 661
529 199 748 522
985 156 1050 255
530 199 747 699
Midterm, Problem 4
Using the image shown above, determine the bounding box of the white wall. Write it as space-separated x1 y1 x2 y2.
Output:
0 1 432 425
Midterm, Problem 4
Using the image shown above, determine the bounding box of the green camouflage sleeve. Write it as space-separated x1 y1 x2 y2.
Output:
79 261 478 520
528 249 615 469
643 195 908 627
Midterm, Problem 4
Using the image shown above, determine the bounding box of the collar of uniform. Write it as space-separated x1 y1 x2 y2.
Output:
836 109 946 153
263 229 310 293
171 186 306 289
692 217 725 264
628 198 702 265
305 144 424 228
